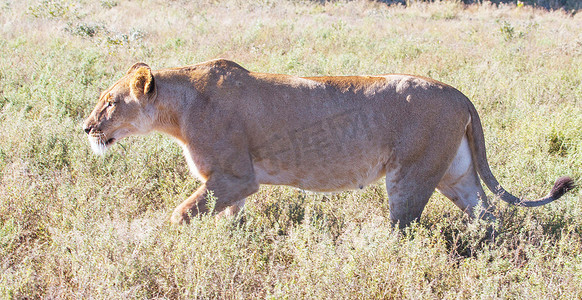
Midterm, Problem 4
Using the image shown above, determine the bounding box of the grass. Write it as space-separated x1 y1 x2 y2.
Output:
1 0 581 298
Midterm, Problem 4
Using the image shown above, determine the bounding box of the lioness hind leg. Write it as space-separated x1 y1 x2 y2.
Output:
386 175 439 228
437 136 495 221
437 168 495 220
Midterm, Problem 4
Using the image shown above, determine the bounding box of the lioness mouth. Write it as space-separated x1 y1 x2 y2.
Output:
105 138 116 146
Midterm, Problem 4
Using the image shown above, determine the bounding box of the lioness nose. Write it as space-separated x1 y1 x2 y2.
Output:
83 125 92 135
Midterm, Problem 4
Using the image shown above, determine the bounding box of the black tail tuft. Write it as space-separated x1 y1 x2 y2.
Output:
550 176 575 200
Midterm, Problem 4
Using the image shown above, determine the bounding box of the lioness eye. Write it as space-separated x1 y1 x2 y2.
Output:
105 93 115 107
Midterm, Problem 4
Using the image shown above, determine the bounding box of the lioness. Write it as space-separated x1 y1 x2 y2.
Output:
83 59 574 227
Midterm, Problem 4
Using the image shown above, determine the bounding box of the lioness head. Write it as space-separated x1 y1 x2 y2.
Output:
83 63 157 155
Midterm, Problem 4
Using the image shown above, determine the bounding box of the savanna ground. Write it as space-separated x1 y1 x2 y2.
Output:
1 0 581 298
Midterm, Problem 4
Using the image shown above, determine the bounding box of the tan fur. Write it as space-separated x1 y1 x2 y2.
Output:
84 59 573 227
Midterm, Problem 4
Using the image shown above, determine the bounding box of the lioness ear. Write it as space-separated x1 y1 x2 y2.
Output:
127 62 150 75
129 65 155 100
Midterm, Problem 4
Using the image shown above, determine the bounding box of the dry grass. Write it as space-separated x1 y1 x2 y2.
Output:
1 0 581 298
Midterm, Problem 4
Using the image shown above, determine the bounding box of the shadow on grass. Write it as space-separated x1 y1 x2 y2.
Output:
373 0 580 13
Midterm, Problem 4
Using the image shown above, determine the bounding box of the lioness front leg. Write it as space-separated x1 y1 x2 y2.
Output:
170 183 210 224
218 198 247 218
170 176 259 224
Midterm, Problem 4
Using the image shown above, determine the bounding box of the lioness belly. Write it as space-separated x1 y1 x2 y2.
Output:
253 149 391 192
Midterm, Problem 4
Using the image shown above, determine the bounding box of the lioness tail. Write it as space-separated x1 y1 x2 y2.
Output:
465 100 575 207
